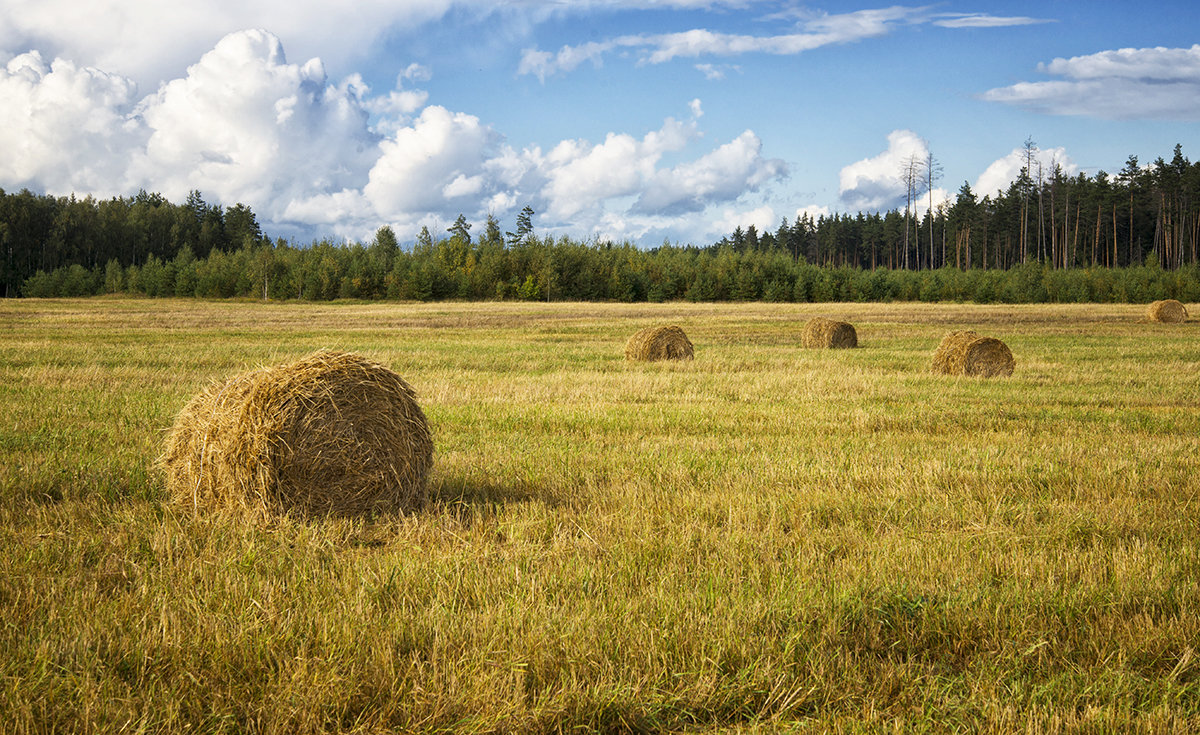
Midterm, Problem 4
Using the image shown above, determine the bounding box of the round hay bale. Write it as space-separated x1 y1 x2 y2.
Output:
1147 299 1188 323
625 325 694 361
802 317 858 349
161 350 433 517
931 330 1015 377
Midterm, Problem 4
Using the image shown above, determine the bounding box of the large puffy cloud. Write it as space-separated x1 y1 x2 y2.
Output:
0 51 141 194
1 0 769 87
839 129 931 211
0 0 459 87
0 29 788 245
973 145 1078 199
127 30 379 219
359 101 787 241
364 105 503 221
710 204 777 237
538 114 699 220
635 130 786 215
982 45 1200 120
840 132 1080 216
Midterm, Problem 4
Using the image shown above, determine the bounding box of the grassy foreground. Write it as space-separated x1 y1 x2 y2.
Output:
1 298 1198 733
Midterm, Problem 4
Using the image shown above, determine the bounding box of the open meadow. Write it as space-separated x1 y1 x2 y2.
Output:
1 298 1199 733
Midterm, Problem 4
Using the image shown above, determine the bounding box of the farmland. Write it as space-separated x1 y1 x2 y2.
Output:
2 298 1199 732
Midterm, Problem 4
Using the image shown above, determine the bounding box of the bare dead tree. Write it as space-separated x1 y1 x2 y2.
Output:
1021 136 1037 263
900 154 926 269
925 151 943 269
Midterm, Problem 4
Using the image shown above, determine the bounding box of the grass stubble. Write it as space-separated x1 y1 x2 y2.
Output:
1 298 1198 733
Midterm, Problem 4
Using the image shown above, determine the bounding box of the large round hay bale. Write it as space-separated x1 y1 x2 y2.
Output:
931 330 1015 377
625 325 694 361
802 317 858 349
1147 299 1188 323
161 350 433 517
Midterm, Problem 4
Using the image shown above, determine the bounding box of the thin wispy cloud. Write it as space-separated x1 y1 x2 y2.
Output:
521 6 930 80
695 62 738 80
983 45 1200 120
933 13 1054 29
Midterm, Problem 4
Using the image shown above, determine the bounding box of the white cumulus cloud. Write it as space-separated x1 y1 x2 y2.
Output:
973 145 1078 199
982 45 1200 120
364 105 501 221
838 129 931 211
0 0 458 87
710 204 777 238
636 130 786 215
127 30 379 221
0 28 790 245
0 51 141 195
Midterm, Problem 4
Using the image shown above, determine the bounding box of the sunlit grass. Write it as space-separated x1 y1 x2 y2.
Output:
1 298 1198 732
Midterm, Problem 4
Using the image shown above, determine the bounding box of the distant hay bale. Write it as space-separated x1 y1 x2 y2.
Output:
625 325 694 361
802 317 858 349
161 350 433 517
1147 299 1188 323
931 330 1015 377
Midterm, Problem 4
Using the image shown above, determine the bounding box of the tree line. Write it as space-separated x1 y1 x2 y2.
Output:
719 142 1200 273
0 188 265 298
5 142 1200 302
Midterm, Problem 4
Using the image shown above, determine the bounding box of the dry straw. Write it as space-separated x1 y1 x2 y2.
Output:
802 317 858 349
625 325 694 361
161 350 433 517
931 330 1015 377
1147 299 1188 323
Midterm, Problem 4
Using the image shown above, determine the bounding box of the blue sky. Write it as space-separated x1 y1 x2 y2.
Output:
2 1 1198 247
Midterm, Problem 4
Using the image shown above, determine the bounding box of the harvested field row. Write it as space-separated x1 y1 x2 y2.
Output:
3 299 1199 733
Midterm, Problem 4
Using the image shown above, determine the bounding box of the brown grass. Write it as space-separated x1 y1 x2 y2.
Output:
1146 299 1188 323
802 317 858 349
931 329 1015 377
624 325 695 361
160 349 433 518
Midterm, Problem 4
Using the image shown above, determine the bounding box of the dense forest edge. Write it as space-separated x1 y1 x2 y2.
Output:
4 144 1200 303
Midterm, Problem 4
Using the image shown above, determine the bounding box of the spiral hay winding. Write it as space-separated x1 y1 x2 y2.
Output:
802 317 858 349
1147 299 1188 323
161 350 433 518
625 325 694 361
931 330 1015 378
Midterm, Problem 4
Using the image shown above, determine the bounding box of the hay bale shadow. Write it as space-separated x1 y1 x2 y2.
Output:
427 475 549 508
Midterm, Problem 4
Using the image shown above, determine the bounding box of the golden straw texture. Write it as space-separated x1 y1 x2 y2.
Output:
1147 299 1188 323
624 325 695 361
161 350 433 517
931 330 1015 377
802 317 858 349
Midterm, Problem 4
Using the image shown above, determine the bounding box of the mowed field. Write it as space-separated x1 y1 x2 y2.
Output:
1 298 1199 733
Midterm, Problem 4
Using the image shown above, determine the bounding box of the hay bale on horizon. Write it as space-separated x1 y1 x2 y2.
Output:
1147 299 1188 323
802 317 858 349
161 350 433 517
625 325 694 361
931 330 1015 377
